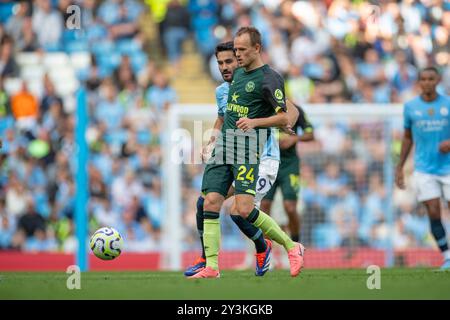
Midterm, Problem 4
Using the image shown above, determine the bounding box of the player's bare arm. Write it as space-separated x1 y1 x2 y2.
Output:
286 99 299 128
202 116 224 161
208 116 224 144
395 128 413 189
279 130 314 150
235 111 289 132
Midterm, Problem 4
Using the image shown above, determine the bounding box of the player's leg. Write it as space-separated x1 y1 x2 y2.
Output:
259 165 278 215
230 159 279 275
415 171 450 269
189 164 233 278
235 194 304 276
283 200 300 242
439 174 450 269
259 199 273 215
202 191 225 271
229 202 267 254
184 195 207 276
423 198 450 269
226 181 267 257
233 164 304 276
229 200 271 275
279 157 301 242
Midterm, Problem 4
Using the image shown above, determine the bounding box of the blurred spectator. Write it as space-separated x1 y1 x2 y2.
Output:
16 197 46 238
0 212 15 249
390 51 417 101
111 168 143 210
95 78 125 133
40 76 63 116
162 0 190 68
16 17 38 52
285 64 314 105
108 2 140 41
145 70 177 112
5 1 30 45
93 198 121 229
5 172 29 218
11 81 39 134
0 34 18 77
32 0 63 50
23 228 58 252
317 161 349 213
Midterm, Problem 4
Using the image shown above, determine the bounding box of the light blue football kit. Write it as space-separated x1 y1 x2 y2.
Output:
403 94 450 176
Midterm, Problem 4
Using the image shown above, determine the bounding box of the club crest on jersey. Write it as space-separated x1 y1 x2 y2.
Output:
440 107 448 116
274 89 283 100
428 108 435 116
245 81 255 92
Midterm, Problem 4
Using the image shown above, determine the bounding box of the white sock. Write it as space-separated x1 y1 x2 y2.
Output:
443 250 450 261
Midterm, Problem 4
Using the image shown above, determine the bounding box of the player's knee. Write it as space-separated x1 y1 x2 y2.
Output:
425 201 441 219
235 202 254 218
204 195 222 212
230 202 237 214
428 207 441 220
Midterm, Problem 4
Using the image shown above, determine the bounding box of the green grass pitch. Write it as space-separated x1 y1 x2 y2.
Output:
1 268 449 300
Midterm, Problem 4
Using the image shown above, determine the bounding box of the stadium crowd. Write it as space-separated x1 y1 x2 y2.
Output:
0 0 449 256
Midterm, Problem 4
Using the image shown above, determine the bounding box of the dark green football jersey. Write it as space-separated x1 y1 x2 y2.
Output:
215 64 286 164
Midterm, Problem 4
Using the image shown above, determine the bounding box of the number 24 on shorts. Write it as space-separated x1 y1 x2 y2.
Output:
236 165 255 183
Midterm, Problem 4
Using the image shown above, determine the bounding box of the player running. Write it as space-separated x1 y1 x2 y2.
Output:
395 66 450 270
190 27 305 279
185 41 298 277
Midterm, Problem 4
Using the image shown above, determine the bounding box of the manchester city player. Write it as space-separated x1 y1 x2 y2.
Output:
396 66 450 270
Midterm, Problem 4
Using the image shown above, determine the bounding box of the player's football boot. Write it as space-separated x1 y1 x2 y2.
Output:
187 266 220 279
440 259 450 270
255 239 272 276
287 242 305 277
184 257 206 277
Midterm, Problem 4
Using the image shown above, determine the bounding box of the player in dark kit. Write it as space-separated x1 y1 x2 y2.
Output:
190 26 305 279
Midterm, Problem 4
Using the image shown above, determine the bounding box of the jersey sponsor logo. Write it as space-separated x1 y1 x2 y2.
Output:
440 107 448 116
227 103 249 117
274 89 283 101
231 92 240 103
416 119 448 132
245 81 255 92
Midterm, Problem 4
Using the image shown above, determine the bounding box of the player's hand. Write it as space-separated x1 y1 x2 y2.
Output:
280 124 295 135
236 118 256 132
395 167 405 189
201 142 214 162
439 140 450 153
